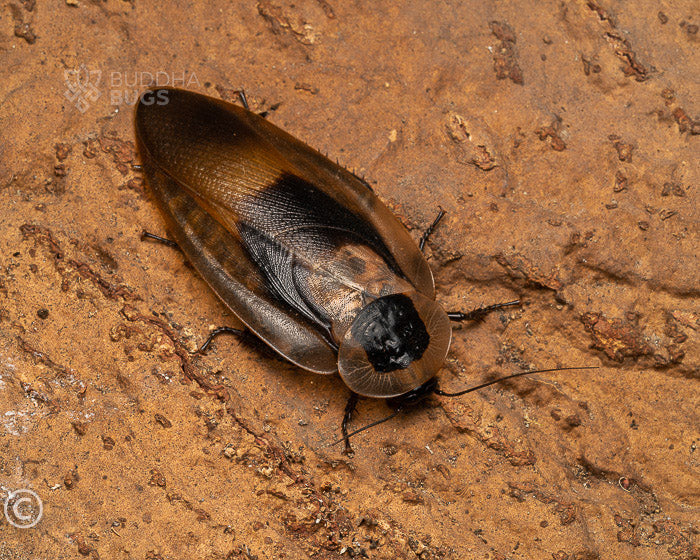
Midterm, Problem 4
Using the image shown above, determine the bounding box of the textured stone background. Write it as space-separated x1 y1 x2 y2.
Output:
0 1 698 559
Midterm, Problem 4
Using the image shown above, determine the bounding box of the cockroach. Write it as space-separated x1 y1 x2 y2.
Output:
134 88 594 451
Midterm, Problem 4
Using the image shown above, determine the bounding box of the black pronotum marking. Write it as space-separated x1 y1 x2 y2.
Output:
350 293 430 373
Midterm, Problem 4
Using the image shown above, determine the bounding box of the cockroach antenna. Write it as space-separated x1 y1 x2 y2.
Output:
434 365 599 397
331 365 599 448
330 410 402 447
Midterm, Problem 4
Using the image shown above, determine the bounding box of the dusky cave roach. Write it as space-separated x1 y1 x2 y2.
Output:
135 88 594 451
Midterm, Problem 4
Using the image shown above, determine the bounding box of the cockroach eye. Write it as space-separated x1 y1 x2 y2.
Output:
337 291 452 398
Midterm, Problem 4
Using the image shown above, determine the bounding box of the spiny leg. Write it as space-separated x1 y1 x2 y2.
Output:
199 327 246 354
419 207 446 252
141 230 180 249
139 232 245 351
447 300 521 322
341 393 360 455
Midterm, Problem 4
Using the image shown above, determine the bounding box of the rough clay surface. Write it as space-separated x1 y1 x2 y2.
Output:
0 1 698 559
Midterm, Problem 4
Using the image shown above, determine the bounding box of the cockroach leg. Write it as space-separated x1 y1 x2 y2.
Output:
447 300 521 322
234 90 250 110
257 102 281 119
236 90 282 118
199 327 246 354
140 230 180 250
419 207 446 252
341 392 360 454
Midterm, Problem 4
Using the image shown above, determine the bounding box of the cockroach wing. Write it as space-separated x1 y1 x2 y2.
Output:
136 88 435 374
142 163 339 373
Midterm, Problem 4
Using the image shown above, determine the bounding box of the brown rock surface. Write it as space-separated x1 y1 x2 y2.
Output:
0 1 697 559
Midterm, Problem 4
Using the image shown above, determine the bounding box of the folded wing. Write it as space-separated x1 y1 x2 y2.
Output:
135 88 434 374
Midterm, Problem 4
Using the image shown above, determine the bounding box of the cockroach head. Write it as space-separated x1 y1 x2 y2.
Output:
337 291 451 399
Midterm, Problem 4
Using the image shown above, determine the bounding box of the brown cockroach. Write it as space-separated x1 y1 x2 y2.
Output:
135 88 594 450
